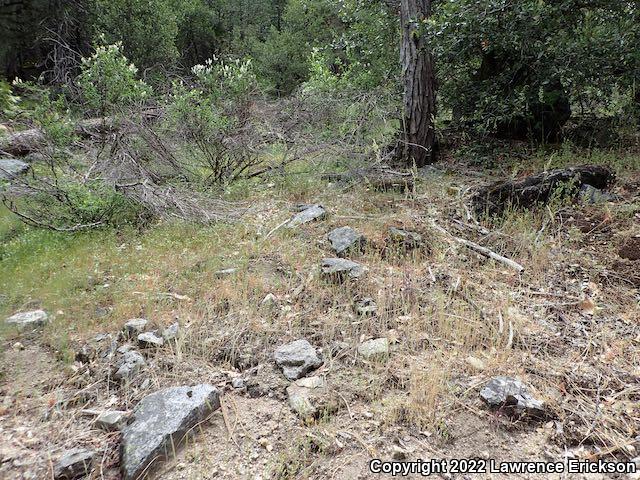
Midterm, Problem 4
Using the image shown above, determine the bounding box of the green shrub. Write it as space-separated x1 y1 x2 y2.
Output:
77 42 151 115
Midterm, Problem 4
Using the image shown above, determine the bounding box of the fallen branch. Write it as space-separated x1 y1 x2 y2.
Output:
432 221 525 273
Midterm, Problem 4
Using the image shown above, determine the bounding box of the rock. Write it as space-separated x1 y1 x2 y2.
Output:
274 339 323 380
120 384 220 480
320 258 367 282
137 331 164 348
123 318 148 337
355 297 377 316
161 323 180 342
215 268 237 277
0 158 30 180
96 410 129 431
578 184 619 204
261 293 278 307
286 376 328 419
357 338 389 360
388 227 423 250
5 309 48 330
12 342 25 351
231 377 246 389
287 204 327 228
466 356 486 371
114 351 145 381
53 448 95 479
480 376 545 417
327 226 366 257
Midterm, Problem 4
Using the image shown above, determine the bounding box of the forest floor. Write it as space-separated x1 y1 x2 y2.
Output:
1 147 639 479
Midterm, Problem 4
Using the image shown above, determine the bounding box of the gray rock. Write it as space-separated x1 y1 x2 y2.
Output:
5 310 48 330
287 204 327 228
96 410 129 431
0 158 30 180
357 338 389 359
161 322 180 342
114 351 145 380
274 339 323 380
287 376 327 419
231 377 246 389
320 258 367 281
53 448 95 479
328 226 366 257
578 184 620 204
261 293 278 307
137 331 164 348
121 384 220 480
480 376 545 417
123 318 148 337
355 297 377 316
388 227 423 249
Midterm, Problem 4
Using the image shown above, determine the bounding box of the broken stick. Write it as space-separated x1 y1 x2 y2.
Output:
432 221 525 273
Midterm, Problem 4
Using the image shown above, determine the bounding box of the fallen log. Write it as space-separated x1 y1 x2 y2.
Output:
472 165 615 216
322 166 415 192
0 109 161 157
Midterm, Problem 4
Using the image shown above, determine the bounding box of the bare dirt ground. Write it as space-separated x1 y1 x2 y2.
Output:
1 158 639 479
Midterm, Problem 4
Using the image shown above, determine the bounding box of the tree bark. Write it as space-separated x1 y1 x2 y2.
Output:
400 0 436 166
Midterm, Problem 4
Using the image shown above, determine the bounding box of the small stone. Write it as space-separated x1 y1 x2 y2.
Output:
137 332 164 348
286 376 327 419
355 297 377 316
320 258 367 282
480 376 545 417
114 351 145 380
96 410 129 431
327 226 366 257
388 227 423 250
161 323 180 342
123 318 148 337
286 204 327 228
5 310 48 330
53 448 95 479
231 377 246 389
121 384 220 480
274 339 323 380
357 338 389 360
466 356 486 371
391 446 407 461
261 293 278 306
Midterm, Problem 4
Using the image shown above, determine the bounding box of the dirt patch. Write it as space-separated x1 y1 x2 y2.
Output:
618 236 640 261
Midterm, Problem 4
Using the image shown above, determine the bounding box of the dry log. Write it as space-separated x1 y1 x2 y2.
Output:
0 109 160 157
322 167 415 192
472 165 615 215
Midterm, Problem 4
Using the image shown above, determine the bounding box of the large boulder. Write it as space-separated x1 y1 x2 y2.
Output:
53 448 95 479
327 226 366 257
320 258 367 282
480 376 545 417
121 384 220 480
287 204 327 228
0 158 30 180
274 339 323 380
5 310 48 330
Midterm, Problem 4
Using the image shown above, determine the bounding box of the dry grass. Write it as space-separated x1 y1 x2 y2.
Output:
1 149 639 478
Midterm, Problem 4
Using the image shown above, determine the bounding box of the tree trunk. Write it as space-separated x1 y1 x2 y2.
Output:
400 0 436 166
